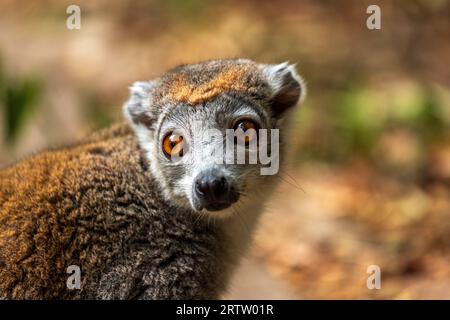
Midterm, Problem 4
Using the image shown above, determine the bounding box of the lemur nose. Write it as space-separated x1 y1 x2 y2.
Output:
195 175 228 201
193 173 239 211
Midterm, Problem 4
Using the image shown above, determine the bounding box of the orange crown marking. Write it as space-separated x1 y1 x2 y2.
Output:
165 65 255 105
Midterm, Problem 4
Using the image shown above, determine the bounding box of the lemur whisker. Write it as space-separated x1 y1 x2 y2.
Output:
279 169 307 194
232 206 251 235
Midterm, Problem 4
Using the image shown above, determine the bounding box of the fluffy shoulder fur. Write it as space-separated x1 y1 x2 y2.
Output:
0 123 231 299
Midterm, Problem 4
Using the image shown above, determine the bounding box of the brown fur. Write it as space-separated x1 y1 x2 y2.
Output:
154 59 269 105
0 123 229 299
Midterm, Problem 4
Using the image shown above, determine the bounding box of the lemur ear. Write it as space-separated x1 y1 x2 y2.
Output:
123 81 155 127
262 62 306 117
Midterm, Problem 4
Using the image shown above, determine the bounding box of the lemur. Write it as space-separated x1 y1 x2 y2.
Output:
0 59 305 299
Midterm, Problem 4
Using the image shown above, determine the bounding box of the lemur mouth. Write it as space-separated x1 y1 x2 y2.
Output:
192 191 240 212
202 202 235 212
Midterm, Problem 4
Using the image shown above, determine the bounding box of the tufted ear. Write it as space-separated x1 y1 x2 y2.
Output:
123 81 156 128
261 62 306 117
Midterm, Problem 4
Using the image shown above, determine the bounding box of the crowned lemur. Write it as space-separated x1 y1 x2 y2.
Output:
0 59 306 299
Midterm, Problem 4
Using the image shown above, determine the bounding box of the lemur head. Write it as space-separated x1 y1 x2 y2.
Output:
124 59 305 214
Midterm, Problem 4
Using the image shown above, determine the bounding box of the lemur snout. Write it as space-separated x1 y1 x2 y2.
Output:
193 172 239 211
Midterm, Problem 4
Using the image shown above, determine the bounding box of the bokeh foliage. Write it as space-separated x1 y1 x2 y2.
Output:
0 60 42 145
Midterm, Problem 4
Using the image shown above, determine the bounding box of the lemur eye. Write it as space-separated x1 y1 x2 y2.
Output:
233 119 259 145
162 132 186 159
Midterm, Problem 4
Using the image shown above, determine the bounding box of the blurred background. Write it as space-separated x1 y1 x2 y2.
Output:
0 0 449 299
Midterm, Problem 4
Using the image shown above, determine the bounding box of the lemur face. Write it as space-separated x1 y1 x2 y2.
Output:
124 59 305 214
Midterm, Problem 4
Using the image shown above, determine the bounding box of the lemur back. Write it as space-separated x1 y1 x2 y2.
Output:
0 123 230 299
